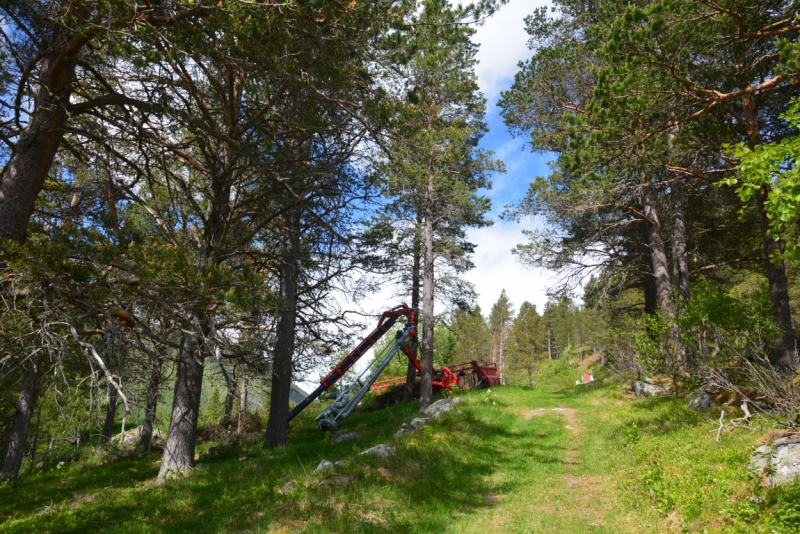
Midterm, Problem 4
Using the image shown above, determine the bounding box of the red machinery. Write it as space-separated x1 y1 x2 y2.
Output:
373 360 500 392
287 305 458 430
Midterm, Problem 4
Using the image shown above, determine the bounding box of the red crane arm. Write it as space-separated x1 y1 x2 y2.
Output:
320 305 415 389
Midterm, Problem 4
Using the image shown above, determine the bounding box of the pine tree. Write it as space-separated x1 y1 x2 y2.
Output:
506 302 544 386
380 0 502 412
489 290 514 381
451 305 492 362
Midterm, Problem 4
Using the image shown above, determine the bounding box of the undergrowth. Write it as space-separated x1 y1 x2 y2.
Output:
0 371 796 533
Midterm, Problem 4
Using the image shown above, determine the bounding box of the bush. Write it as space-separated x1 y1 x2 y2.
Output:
537 358 577 390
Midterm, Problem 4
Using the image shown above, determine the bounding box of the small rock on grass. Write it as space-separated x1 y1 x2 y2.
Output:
360 444 395 458
279 480 296 494
633 381 670 398
688 390 716 411
422 397 461 419
333 432 360 444
394 424 414 440
410 417 431 429
313 460 335 474
315 475 350 487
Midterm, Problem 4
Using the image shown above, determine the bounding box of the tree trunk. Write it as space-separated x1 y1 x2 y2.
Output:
1 360 37 486
212 338 237 429
757 184 797 374
157 333 203 482
138 355 163 454
643 179 685 366
264 207 300 448
642 181 673 317
419 173 436 413
404 217 423 402
736 96 797 373
0 20 83 243
670 179 690 304
237 374 248 434
29 399 43 463
101 385 119 444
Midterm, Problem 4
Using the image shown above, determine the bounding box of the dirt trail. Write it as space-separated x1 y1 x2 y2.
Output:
521 406 655 532
449 398 667 533
525 408 582 464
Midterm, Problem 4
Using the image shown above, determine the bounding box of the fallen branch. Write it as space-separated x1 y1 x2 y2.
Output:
713 410 725 442
731 401 753 427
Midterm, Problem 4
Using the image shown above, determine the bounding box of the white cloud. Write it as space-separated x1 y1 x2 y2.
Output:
465 220 551 314
469 0 551 101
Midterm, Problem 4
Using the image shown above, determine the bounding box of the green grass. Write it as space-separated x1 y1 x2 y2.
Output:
2 378 799 533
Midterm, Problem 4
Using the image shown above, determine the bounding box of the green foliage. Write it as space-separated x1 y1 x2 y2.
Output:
727 100 800 260
633 313 673 378
537 357 576 390
679 280 777 361
451 305 491 362
505 301 544 386
203 387 224 428
3 382 797 532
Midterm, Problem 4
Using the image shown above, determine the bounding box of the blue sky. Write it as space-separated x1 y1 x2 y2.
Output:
462 0 555 316
351 0 557 322
301 0 556 385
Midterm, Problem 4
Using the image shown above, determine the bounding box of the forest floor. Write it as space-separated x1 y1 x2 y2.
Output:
1 369 799 533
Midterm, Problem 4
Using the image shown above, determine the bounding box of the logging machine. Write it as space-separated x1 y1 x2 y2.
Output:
287 305 457 431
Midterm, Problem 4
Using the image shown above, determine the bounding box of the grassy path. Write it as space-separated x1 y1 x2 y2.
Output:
444 389 665 534
1 381 795 533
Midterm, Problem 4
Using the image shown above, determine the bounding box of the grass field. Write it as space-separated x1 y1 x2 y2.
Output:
2 373 799 533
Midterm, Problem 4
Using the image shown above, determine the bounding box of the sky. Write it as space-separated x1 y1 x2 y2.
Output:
459 0 554 316
353 0 557 319
299 0 556 388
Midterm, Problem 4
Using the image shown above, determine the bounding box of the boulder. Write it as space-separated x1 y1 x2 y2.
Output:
360 444 395 458
634 381 670 398
422 397 461 419
313 460 335 474
749 437 800 487
689 390 716 411
333 432 360 444
113 427 164 445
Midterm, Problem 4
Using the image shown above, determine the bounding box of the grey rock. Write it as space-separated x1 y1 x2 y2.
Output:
333 432 360 444
279 480 296 494
360 444 395 458
634 381 670 398
114 427 164 445
410 417 431 429
749 438 800 487
689 390 716 411
315 475 350 487
422 397 461 419
393 424 415 440
313 460 335 474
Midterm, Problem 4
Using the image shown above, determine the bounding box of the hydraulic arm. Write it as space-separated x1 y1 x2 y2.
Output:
286 305 420 425
287 304 457 430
